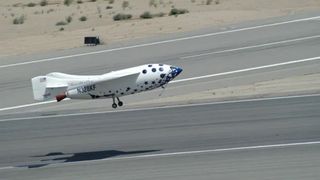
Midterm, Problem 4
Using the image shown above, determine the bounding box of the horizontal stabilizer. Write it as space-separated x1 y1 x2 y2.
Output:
31 76 68 101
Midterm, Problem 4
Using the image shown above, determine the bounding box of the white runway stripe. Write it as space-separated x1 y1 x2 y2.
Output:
172 56 320 83
0 15 319 69
180 35 320 59
0 100 56 112
0 140 319 170
111 141 320 161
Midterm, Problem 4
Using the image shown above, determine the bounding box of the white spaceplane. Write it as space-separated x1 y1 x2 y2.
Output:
31 64 183 108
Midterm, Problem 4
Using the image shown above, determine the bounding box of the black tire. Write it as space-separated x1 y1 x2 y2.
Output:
112 103 117 109
118 101 123 107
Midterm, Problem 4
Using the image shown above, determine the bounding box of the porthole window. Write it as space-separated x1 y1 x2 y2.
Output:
142 69 147 74
144 81 148 85
159 67 164 71
160 74 165 78
152 68 156 72
159 64 163 66
152 81 155 84
148 64 152 67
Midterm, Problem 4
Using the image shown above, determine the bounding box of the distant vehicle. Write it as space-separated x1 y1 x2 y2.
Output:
31 64 183 108
84 36 100 46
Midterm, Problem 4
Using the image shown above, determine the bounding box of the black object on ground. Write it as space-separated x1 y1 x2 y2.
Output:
84 36 100 46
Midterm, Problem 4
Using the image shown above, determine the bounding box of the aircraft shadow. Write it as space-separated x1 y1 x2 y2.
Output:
18 149 160 169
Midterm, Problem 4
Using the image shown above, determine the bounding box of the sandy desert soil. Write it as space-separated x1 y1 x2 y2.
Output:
0 0 320 56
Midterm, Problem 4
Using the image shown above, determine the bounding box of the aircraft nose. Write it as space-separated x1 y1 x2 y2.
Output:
175 67 183 76
169 66 183 79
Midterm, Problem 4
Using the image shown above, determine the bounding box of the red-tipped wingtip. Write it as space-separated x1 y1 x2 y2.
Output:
56 94 67 102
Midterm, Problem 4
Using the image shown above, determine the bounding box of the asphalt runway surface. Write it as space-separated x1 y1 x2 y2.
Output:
1 12 320 179
1 95 320 179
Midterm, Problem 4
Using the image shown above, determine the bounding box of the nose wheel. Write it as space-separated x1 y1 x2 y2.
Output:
112 96 124 108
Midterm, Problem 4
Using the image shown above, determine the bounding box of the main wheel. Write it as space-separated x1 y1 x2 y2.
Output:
112 103 117 109
118 101 123 107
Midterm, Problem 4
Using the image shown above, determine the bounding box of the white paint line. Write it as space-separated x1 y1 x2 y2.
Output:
181 35 320 59
1 15 320 69
0 55 319 114
1 140 319 170
0 100 56 112
0 166 14 170
110 141 320 161
1 93 320 122
172 56 320 83
0 99 70 112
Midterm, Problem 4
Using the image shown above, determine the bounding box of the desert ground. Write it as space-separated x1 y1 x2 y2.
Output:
0 0 320 57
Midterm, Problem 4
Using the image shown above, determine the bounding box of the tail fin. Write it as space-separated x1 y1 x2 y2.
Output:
31 76 68 101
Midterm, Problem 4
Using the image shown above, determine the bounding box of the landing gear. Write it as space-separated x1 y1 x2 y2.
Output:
117 97 123 107
112 103 117 109
112 95 117 109
112 96 124 109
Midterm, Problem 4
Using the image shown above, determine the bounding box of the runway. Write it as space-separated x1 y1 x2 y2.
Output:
0 12 320 179
1 12 320 114
1 95 320 179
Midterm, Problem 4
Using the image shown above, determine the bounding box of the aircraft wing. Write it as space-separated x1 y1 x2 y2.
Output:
94 71 140 88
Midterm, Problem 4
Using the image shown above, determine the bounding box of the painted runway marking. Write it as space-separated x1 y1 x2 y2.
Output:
1 93 320 122
0 141 319 170
111 141 320 161
0 100 56 112
1 16 320 69
180 35 320 59
0 55 320 113
172 56 320 83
